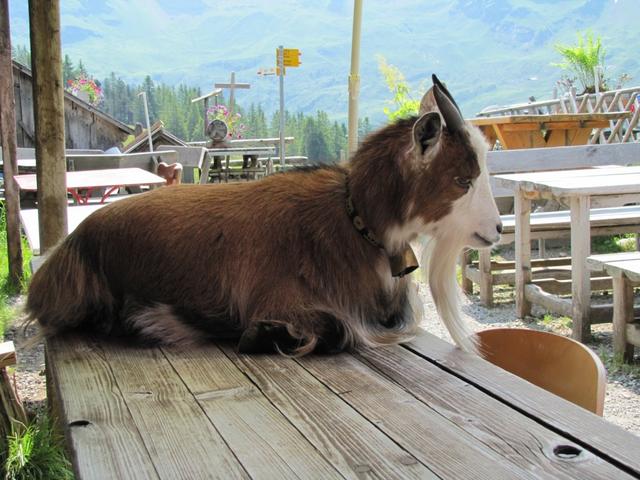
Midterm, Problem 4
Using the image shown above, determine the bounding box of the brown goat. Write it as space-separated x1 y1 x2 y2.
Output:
26 75 501 354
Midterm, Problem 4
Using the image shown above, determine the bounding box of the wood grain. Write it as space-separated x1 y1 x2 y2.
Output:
301 351 587 479
46 336 159 480
354 344 626 479
28 0 68 253
104 342 250 479
405 332 640 476
222 346 437 479
163 344 342 479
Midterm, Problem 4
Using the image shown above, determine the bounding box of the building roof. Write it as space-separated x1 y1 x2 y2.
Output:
123 120 188 153
12 60 134 136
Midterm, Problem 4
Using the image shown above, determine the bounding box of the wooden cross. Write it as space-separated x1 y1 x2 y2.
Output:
214 72 250 113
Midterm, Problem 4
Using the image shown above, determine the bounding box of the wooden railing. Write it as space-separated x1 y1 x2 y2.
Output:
476 86 640 144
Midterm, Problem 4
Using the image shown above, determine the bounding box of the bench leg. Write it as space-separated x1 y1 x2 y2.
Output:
515 192 532 318
460 250 473 295
479 248 494 307
612 276 635 362
538 238 546 258
570 195 591 343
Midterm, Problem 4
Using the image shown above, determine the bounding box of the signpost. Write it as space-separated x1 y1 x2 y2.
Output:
275 46 301 170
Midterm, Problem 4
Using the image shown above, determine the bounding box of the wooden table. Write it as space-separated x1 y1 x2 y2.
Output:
495 165 640 342
587 252 640 362
20 204 106 255
207 146 276 181
47 331 640 479
470 112 629 149
14 168 166 204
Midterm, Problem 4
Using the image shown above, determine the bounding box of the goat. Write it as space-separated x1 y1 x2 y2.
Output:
26 75 501 355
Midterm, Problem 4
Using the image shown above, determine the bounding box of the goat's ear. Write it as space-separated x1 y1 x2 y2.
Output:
413 112 442 155
419 87 438 114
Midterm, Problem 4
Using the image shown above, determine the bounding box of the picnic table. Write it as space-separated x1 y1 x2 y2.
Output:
469 112 630 149
207 146 276 182
47 331 640 479
494 165 640 343
14 168 166 204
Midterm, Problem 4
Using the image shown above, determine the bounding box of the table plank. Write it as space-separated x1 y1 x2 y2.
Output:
405 333 640 476
469 112 628 125
20 205 106 255
352 344 632 480
495 166 640 197
103 343 250 479
162 345 342 479
222 346 437 479
300 350 615 479
14 168 166 191
46 337 159 480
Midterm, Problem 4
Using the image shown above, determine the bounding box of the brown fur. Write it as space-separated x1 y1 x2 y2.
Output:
26 115 479 354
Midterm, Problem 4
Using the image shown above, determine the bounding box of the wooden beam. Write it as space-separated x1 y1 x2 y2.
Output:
29 0 68 252
0 0 24 287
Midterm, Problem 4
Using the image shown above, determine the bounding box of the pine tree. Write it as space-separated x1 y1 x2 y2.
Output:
76 59 88 76
11 44 31 67
62 55 75 85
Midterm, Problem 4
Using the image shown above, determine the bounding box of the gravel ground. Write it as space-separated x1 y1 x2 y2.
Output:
5 284 640 437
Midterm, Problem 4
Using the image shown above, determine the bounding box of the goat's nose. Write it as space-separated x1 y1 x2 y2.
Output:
496 222 503 234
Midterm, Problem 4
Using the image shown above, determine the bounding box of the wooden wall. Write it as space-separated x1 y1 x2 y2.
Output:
11 61 132 150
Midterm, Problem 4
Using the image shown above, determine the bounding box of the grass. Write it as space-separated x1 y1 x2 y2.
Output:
592 234 637 254
540 313 573 330
0 205 33 339
4 419 73 480
598 348 640 378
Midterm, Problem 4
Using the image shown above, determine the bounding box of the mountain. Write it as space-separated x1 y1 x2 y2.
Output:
8 0 639 124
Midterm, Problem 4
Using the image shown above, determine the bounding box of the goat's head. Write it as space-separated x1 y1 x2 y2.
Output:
410 75 502 353
406 75 502 249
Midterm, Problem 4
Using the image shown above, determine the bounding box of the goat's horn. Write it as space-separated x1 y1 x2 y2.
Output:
432 75 464 133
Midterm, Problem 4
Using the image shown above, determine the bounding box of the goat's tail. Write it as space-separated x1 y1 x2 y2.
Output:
25 235 115 336
421 234 479 354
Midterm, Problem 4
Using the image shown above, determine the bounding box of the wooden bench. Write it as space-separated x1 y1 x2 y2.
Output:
462 142 640 306
587 251 640 362
20 204 109 255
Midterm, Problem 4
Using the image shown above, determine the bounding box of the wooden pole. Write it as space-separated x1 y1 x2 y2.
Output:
0 0 23 288
347 0 363 159
28 0 68 253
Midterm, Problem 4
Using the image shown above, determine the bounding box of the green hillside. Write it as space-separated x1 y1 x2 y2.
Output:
8 0 639 122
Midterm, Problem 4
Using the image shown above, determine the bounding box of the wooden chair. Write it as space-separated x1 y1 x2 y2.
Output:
475 328 607 415
157 145 210 184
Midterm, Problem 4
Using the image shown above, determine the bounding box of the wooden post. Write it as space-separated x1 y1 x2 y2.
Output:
478 248 493 307
570 195 591 342
612 276 635 362
29 0 68 253
514 191 532 318
347 0 363 159
0 0 23 288
460 251 473 295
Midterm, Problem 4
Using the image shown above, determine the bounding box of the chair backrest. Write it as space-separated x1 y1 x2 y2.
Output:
475 328 606 415
67 151 178 173
157 145 208 184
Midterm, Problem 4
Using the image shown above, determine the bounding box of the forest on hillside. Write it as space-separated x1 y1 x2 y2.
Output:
12 46 373 162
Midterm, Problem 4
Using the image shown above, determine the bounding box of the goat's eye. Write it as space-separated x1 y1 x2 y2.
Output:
454 176 472 189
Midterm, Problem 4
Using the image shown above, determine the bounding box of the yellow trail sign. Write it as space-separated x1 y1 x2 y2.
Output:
277 48 301 67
